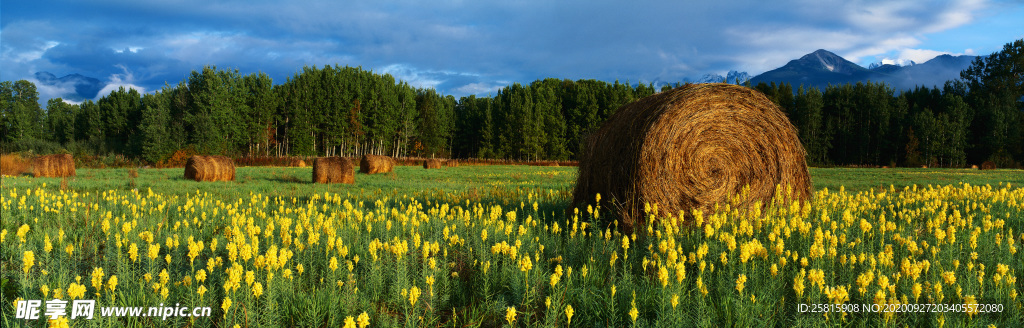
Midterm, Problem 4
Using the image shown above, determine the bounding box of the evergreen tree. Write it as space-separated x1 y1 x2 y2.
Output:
44 98 78 145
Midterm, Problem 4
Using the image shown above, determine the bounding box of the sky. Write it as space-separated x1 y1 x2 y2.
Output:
2 0 1023 103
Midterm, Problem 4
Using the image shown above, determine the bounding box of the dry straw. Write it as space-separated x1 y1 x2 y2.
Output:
1 154 31 176
423 159 443 169
312 157 355 184
184 155 236 182
32 154 76 178
360 154 395 174
572 83 811 233
445 159 459 167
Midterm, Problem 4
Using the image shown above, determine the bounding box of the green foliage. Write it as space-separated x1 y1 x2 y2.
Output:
961 39 1024 166
0 80 44 144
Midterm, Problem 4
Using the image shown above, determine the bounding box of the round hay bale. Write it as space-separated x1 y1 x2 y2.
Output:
360 154 394 174
32 154 76 178
571 83 811 233
184 155 236 182
970 165 978 170
445 159 459 167
312 157 355 184
980 161 996 170
423 159 443 169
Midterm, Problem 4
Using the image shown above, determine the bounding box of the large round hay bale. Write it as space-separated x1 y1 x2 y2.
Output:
360 154 395 174
312 157 355 184
423 159 443 169
571 83 811 232
32 154 76 178
184 155 236 182
445 159 459 167
980 161 997 170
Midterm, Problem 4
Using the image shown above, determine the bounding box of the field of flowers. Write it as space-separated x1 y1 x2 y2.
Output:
1 166 1022 327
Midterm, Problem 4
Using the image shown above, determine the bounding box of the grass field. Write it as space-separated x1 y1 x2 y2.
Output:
1 166 1022 327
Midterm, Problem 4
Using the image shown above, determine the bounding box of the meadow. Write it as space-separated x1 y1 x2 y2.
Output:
1 165 1022 327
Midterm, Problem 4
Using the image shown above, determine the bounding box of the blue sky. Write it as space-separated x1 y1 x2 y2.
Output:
2 0 1022 102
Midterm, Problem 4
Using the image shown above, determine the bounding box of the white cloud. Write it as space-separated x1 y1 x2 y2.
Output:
453 82 503 96
12 41 60 63
95 65 146 99
32 77 79 104
113 46 144 54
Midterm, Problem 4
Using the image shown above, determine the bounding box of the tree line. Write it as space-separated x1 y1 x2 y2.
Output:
2 39 1021 167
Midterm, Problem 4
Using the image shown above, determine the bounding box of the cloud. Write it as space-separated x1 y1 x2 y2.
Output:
32 77 79 104
95 65 147 100
453 82 505 96
0 0 1011 102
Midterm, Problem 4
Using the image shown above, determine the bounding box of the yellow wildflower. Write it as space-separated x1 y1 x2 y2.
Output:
506 306 516 324
357 312 370 328
222 296 232 312
408 286 420 306
22 251 34 274
107 275 118 293
565 304 575 326
736 274 747 295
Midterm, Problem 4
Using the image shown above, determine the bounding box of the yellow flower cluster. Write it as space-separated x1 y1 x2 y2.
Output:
1 178 1019 327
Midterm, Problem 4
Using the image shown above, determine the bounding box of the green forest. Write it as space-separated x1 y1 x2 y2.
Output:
2 39 1022 168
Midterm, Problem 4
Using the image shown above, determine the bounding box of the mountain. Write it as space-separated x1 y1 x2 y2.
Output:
693 70 751 84
34 72 105 101
749 49 874 90
878 54 977 91
749 50 977 92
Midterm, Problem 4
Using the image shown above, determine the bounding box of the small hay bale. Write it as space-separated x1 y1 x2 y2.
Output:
970 165 978 170
1 154 31 176
360 155 395 174
980 161 997 170
445 159 459 167
571 83 811 233
32 154 76 178
423 159 443 169
184 155 235 182
292 158 307 167
312 157 355 184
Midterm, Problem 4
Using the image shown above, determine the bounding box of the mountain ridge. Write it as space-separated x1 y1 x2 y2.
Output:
748 50 978 91
34 72 105 101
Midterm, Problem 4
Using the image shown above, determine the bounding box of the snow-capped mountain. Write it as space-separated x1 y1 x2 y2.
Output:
868 58 916 70
749 49 977 91
691 70 751 84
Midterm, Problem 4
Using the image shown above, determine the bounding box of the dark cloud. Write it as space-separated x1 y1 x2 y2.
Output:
2 0 1018 102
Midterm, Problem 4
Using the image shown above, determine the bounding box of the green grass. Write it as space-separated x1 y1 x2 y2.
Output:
13 165 574 199
809 167 1024 193
8 166 1020 201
